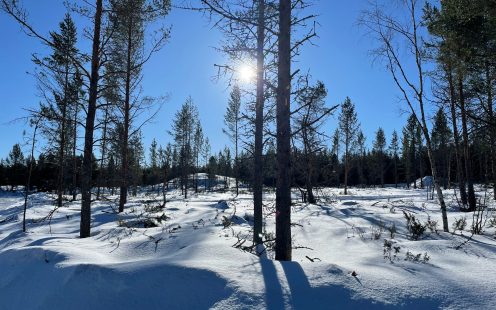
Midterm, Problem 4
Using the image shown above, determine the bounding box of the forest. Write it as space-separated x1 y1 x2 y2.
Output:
0 0 495 309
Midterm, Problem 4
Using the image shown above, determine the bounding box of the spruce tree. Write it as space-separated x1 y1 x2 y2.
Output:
338 97 360 194
35 13 81 208
389 130 400 188
373 128 387 187
223 84 242 196
431 108 453 189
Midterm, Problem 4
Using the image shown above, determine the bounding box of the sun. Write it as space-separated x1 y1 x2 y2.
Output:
238 64 255 83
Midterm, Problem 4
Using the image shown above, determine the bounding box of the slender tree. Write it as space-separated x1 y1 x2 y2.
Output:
338 97 360 194
389 130 400 188
431 108 452 189
373 128 387 187
224 85 242 196
170 97 199 199
293 80 330 203
361 0 449 231
275 0 292 261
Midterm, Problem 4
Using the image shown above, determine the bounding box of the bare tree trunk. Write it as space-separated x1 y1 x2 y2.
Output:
485 62 496 200
275 0 292 261
253 0 265 246
380 153 385 187
235 126 239 196
419 147 423 188
119 17 133 213
394 156 398 188
458 74 476 211
303 130 316 203
97 105 109 200
23 120 39 233
162 165 167 207
80 0 103 238
57 67 70 208
72 98 79 201
361 0 449 231
412 134 417 189
344 145 349 195
446 66 467 205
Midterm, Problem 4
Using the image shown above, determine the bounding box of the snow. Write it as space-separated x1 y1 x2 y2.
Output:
0 181 495 309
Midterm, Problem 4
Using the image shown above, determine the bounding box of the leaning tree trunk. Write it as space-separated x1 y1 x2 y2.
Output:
80 0 103 238
425 138 449 231
253 0 265 247
275 0 292 261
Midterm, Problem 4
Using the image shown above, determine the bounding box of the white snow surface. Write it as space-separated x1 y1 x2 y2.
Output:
0 181 495 309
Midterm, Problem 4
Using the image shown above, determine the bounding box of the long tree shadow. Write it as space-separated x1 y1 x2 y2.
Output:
260 257 286 310
261 258 434 309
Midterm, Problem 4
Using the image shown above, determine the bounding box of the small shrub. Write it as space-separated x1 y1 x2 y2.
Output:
383 239 401 263
405 251 430 263
117 219 128 228
144 203 163 213
488 216 496 228
142 218 158 228
452 217 467 233
387 222 397 239
350 225 366 240
222 216 232 228
371 225 384 240
425 216 438 234
403 211 426 240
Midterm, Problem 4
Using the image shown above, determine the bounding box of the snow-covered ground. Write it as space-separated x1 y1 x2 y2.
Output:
0 179 495 309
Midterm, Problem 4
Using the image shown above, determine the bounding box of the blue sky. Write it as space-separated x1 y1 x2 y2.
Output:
0 1 411 160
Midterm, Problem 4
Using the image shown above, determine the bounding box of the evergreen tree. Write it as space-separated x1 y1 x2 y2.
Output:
223 84 242 196
373 128 386 187
338 97 359 194
170 97 199 198
389 130 400 188
293 80 330 203
35 13 82 207
193 123 204 193
149 138 159 189
431 108 453 189
6 143 25 191
356 131 367 187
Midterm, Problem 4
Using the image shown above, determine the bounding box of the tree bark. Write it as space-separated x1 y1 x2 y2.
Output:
303 128 315 203
23 120 39 233
446 65 467 205
57 65 70 208
119 16 133 213
97 104 109 200
485 62 496 200
275 0 292 261
72 95 79 201
458 74 476 211
80 0 103 238
253 0 265 246
344 141 349 195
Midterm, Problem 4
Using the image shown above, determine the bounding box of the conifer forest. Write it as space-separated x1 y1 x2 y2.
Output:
1 1 496 309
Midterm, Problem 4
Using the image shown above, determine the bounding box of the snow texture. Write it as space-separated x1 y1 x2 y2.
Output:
0 177 495 309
